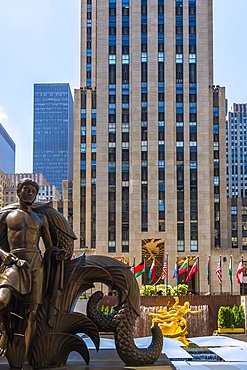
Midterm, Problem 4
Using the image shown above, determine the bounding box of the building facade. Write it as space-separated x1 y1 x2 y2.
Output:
0 170 14 208
73 0 245 293
0 123 15 174
33 83 74 195
38 185 60 203
4 173 60 206
7 173 49 187
227 103 247 198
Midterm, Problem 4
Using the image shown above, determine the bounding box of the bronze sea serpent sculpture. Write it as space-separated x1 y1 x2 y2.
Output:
0 201 164 368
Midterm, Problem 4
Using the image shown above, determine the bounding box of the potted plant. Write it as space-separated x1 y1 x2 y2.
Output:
218 305 245 333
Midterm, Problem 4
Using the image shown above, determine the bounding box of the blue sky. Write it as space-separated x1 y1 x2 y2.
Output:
0 0 246 173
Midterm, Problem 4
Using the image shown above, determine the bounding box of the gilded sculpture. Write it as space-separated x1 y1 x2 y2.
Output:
149 296 202 346
142 238 164 260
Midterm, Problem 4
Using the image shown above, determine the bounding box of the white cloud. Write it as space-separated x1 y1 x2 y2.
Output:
0 106 9 124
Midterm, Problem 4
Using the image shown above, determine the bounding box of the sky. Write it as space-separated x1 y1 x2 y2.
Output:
0 0 246 173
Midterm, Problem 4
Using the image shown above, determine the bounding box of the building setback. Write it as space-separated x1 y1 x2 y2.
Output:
0 123 15 174
73 0 245 293
33 83 74 196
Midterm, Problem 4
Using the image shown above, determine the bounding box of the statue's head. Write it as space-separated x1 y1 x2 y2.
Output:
17 178 39 194
17 178 39 203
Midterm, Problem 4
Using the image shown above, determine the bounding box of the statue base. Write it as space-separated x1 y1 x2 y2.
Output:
0 349 175 370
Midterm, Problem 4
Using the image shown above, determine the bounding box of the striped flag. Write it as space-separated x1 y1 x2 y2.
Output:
134 260 145 278
162 257 167 280
178 258 189 275
216 258 222 285
148 259 156 284
172 259 178 279
186 259 198 282
228 256 232 282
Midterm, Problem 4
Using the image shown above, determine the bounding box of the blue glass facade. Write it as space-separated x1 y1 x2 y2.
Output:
0 123 15 174
33 83 74 196
227 103 247 198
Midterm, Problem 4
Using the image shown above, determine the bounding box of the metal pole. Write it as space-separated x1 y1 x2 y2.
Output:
197 256 200 295
166 252 168 287
230 255 233 295
208 255 211 294
220 255 223 295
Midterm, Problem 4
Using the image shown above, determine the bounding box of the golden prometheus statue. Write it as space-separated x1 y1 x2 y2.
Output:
149 296 202 346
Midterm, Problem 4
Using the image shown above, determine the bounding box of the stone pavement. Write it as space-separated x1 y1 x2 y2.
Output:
0 349 175 370
225 333 247 343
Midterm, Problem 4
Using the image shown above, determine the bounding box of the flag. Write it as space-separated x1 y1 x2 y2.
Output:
130 262 135 274
134 260 145 278
148 259 156 284
236 260 244 284
178 258 189 275
206 256 210 286
216 258 222 284
186 259 198 282
172 259 178 279
228 257 232 282
162 257 167 280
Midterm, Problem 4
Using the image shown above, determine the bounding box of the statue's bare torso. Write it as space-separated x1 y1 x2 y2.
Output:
5 209 45 251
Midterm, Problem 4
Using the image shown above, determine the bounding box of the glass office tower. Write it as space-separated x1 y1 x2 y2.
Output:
0 123 15 174
33 83 74 196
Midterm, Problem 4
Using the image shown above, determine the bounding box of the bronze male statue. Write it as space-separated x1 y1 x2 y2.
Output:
0 179 164 369
0 178 65 359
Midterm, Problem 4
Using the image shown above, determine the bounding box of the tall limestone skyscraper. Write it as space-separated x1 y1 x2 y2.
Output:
73 0 228 292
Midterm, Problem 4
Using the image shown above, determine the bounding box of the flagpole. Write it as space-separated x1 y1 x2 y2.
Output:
208 255 211 294
187 255 189 277
219 255 222 294
176 255 179 288
166 252 168 288
186 255 189 292
230 255 233 295
197 256 200 294
144 258 146 285
241 255 244 295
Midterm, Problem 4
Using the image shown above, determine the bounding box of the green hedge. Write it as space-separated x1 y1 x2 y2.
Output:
218 305 245 329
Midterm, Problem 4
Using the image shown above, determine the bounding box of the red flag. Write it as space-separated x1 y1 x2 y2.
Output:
216 258 222 284
162 257 167 280
186 259 198 282
236 260 244 284
134 260 145 278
